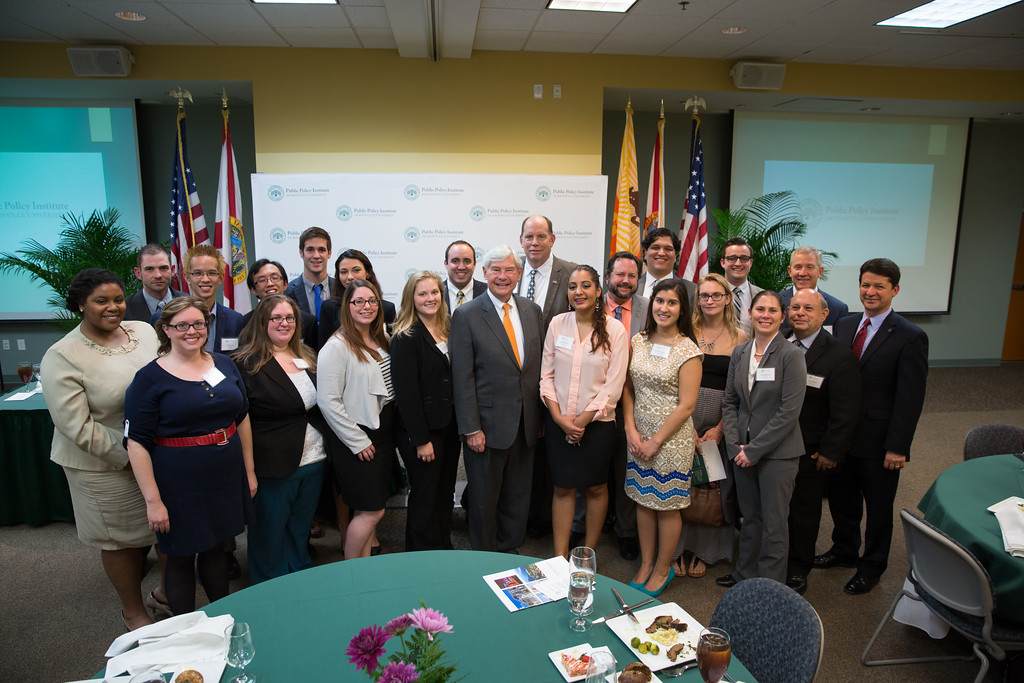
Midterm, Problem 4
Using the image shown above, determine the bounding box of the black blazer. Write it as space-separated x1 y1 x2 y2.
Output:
317 297 396 350
441 279 488 313
834 310 928 460
124 288 185 322
797 330 861 463
233 356 329 479
390 321 455 446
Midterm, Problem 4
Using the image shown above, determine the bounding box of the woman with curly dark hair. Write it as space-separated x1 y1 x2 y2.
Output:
540 265 629 559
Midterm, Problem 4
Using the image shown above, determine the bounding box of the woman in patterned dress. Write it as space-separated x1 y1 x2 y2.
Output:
623 279 703 596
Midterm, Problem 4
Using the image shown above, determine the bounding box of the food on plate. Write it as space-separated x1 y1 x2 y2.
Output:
618 661 653 683
667 643 686 662
174 669 204 683
561 651 592 677
645 614 689 646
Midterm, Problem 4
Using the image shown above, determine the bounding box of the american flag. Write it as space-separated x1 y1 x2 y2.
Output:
214 106 250 314
168 109 209 292
678 114 708 281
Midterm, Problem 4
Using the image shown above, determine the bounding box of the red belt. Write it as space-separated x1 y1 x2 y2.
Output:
155 423 236 448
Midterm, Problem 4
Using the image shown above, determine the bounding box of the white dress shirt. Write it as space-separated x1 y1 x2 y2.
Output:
520 256 552 310
487 289 525 364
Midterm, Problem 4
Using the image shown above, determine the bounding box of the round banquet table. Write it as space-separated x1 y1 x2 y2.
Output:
198 550 756 681
917 453 1024 624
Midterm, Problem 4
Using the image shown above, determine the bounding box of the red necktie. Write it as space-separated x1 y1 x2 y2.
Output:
852 319 870 358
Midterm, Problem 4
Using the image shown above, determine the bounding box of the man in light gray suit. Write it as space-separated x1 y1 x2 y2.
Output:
451 245 544 553
604 251 649 559
720 237 763 337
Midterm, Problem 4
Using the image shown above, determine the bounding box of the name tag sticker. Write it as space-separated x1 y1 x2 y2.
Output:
221 337 239 351
651 344 671 359
556 335 574 350
436 341 449 355
756 367 776 382
203 367 227 387
823 325 833 335
292 358 310 370
123 419 129 438
806 374 824 389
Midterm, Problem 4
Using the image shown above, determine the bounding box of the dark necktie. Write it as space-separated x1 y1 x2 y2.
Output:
852 319 870 358
313 283 323 322
614 305 623 321
792 338 806 354
734 288 743 317
526 269 537 302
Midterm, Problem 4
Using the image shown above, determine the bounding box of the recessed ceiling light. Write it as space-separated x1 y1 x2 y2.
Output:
114 11 146 21
547 0 638 12
721 26 748 35
877 0 1022 29
251 0 338 4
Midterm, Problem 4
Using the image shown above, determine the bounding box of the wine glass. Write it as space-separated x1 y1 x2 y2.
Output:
568 570 593 632
584 650 616 683
570 546 597 615
225 621 256 683
696 627 731 683
32 363 41 383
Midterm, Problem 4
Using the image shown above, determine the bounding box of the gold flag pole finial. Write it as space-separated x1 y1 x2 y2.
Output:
169 87 194 111
685 96 706 116
221 87 229 110
659 99 665 118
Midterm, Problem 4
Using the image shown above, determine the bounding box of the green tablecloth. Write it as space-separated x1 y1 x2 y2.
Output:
0 386 73 526
198 551 755 682
918 453 1024 624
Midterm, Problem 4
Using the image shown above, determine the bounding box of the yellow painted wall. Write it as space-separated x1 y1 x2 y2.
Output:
2 41 1021 175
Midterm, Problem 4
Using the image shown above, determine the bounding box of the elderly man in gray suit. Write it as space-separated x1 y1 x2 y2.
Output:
451 244 544 553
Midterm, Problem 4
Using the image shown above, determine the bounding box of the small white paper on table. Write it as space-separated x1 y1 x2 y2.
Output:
987 496 1024 558
5 387 40 401
698 440 727 482
483 555 572 612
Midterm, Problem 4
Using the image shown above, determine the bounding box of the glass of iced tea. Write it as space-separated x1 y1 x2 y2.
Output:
17 362 33 385
696 627 731 683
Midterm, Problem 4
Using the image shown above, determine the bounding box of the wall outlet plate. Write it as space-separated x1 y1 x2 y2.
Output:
533 84 543 99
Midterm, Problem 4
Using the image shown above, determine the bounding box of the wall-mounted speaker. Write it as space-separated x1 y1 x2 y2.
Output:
67 46 134 77
730 62 786 90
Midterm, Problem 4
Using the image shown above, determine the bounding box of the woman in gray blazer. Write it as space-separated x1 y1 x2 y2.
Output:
719 290 807 586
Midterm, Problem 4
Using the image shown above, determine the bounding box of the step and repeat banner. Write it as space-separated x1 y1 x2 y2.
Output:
251 173 608 301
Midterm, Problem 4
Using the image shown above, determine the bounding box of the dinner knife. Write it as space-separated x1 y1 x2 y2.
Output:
611 587 640 626
592 597 655 625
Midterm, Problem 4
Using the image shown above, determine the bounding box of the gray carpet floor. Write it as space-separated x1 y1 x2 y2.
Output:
1 365 1022 682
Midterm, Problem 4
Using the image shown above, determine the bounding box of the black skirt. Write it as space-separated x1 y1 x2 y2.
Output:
329 402 396 511
544 412 615 489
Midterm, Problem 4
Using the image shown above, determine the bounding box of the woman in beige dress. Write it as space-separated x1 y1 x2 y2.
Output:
41 268 160 630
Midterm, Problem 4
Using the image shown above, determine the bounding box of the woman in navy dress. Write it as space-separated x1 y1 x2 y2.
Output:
126 296 256 615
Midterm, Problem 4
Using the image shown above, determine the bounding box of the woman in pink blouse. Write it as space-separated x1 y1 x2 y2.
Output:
541 264 629 559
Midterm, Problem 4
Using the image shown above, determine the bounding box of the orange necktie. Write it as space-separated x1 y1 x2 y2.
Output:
502 303 522 368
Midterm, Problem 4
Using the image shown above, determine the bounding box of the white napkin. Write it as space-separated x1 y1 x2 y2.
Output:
893 577 950 638
987 496 1024 558
104 611 233 679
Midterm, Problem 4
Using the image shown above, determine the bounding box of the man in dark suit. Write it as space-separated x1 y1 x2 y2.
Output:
239 259 316 346
125 244 185 322
451 245 544 553
636 227 697 301
780 246 848 336
720 237 763 336
814 258 928 595
784 289 861 595
517 215 576 537
442 239 487 312
166 244 244 354
604 251 649 560
283 226 334 349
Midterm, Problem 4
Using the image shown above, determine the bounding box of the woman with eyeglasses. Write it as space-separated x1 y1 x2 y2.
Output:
125 297 256 615
673 274 747 580
317 279 396 559
318 249 397 349
233 295 328 583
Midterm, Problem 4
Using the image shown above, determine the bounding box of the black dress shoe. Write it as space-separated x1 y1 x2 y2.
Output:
813 551 857 569
226 551 241 580
715 574 738 588
527 519 552 538
786 574 808 595
843 573 879 595
618 536 639 561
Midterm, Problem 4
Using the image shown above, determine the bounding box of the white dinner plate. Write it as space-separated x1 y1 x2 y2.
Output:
605 601 702 672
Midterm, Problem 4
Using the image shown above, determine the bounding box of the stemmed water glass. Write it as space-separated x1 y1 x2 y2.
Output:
696 627 731 683
567 570 593 632
225 621 256 683
570 546 597 615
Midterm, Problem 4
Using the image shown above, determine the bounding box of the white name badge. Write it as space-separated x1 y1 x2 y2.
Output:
756 367 776 382
221 337 239 351
203 367 227 387
556 335 574 350
293 358 310 370
651 344 671 359
806 373 825 389
123 419 129 438
436 341 449 355
823 325 833 335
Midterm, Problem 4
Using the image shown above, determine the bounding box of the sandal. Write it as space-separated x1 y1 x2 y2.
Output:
673 556 687 577
687 556 707 578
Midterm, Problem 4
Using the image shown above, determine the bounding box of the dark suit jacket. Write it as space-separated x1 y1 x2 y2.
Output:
390 321 455 446
637 273 697 302
317 297 397 350
233 356 329 479
519 256 576 333
796 330 861 462
834 310 928 461
284 275 336 350
780 286 849 336
124 288 185 322
442 279 487 313
450 293 544 450
149 302 244 354
723 334 807 464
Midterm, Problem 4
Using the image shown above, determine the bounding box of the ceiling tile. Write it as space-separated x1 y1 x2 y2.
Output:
276 26 361 48
345 5 390 28
535 9 624 32
477 8 540 31
252 5 351 28
473 29 530 50
355 27 397 48
202 26 289 47
524 30 606 52
167 3 271 28
481 0 548 8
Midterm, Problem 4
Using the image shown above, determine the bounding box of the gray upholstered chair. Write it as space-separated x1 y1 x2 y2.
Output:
862 509 1024 682
963 424 1024 460
710 577 824 683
